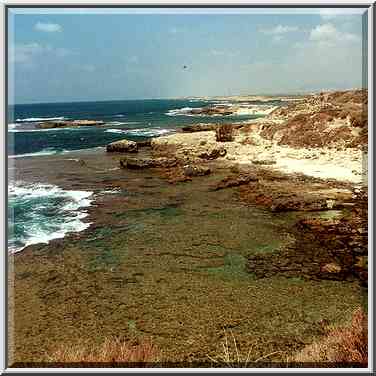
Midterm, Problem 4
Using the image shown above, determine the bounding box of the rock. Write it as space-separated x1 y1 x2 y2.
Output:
106 139 138 153
182 124 218 132
321 263 342 274
252 159 276 165
326 199 335 209
183 165 211 177
216 124 235 142
37 120 104 129
136 140 152 148
199 147 227 160
120 157 178 169
214 174 258 191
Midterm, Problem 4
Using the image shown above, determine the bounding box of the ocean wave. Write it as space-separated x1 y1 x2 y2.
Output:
15 116 67 123
113 114 125 118
8 182 93 253
105 128 172 137
9 148 72 158
165 107 198 116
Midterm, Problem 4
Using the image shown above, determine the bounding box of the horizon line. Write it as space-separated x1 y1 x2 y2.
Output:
8 87 366 106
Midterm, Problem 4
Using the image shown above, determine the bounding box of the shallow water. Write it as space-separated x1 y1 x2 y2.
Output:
9 151 364 365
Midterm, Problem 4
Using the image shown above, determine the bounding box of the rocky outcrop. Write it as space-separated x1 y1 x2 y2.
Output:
120 156 178 169
247 189 367 284
262 89 368 149
182 165 211 177
182 124 219 132
182 123 243 133
136 140 152 148
37 120 105 129
198 147 226 160
106 139 138 153
215 124 234 142
188 106 234 116
213 173 259 190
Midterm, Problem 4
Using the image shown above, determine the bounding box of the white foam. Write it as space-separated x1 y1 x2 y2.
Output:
15 116 67 122
9 148 77 159
166 107 198 116
101 188 122 194
8 149 59 158
105 128 172 137
9 182 93 253
105 121 140 126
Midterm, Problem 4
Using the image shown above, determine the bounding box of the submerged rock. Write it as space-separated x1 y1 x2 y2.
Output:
106 139 138 153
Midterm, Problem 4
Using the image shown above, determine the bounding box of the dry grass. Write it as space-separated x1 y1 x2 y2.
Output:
294 307 368 366
46 337 160 365
208 329 281 367
216 124 234 142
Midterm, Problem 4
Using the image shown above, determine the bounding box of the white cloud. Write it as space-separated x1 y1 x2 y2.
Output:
260 25 299 35
10 42 71 65
34 22 62 33
319 8 365 21
309 23 359 44
10 43 44 63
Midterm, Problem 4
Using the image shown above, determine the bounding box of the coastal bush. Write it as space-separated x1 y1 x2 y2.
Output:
46 337 160 365
294 307 367 366
216 124 234 142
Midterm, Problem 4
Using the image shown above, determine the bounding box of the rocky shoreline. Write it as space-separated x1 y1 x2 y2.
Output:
108 89 368 286
10 89 367 366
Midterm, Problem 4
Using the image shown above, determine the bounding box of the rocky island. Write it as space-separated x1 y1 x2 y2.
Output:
36 119 105 129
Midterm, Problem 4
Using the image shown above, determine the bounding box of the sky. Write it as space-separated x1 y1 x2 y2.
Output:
8 8 367 104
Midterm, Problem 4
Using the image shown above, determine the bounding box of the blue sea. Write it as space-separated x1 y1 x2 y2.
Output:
8 98 279 253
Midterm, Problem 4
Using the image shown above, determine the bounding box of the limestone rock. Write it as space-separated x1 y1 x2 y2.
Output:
106 139 138 153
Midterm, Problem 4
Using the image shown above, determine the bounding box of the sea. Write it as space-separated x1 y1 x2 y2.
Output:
8 98 281 253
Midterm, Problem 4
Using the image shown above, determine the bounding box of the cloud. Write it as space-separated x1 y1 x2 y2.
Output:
10 43 44 63
309 23 359 44
34 22 62 33
10 42 72 65
260 25 299 35
319 8 365 21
